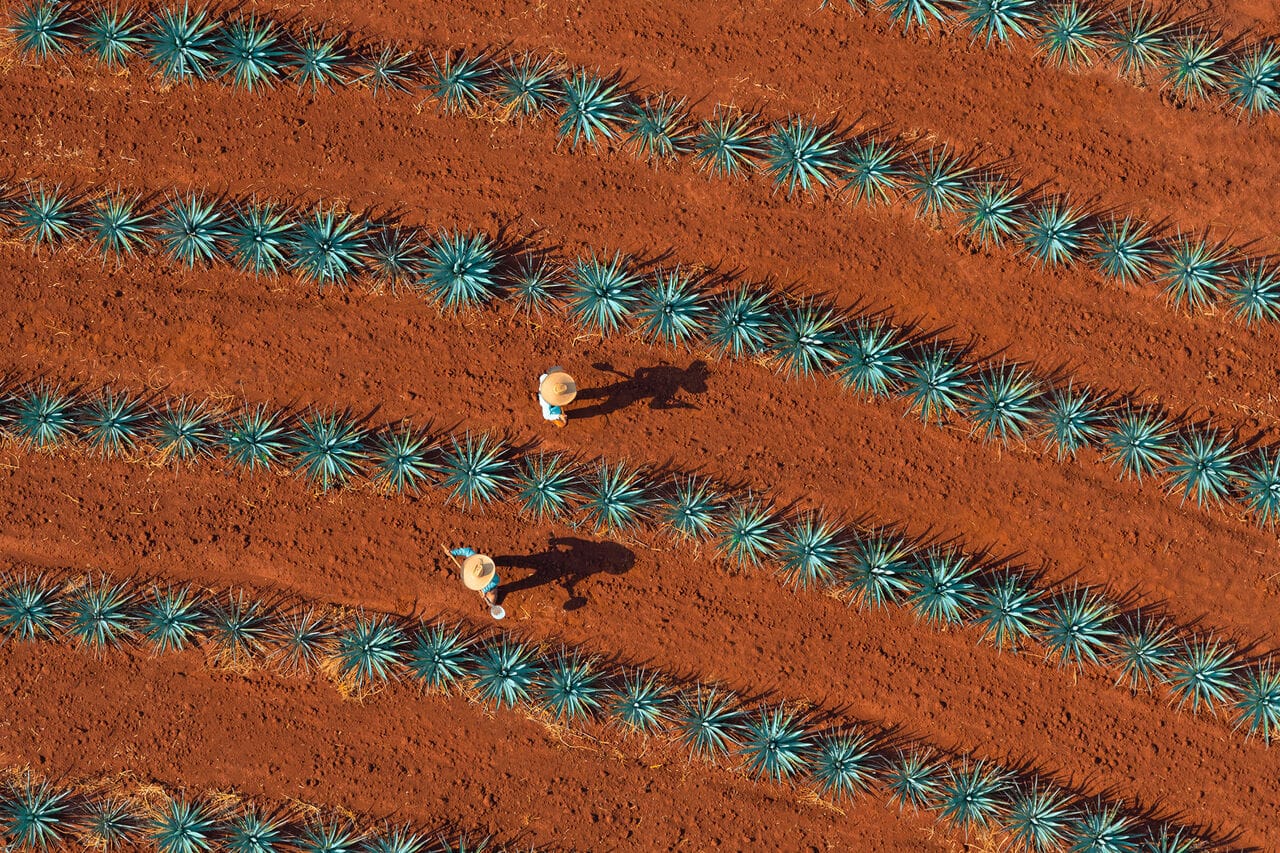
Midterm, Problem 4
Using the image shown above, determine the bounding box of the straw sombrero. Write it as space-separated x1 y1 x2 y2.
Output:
539 371 577 407
461 553 497 590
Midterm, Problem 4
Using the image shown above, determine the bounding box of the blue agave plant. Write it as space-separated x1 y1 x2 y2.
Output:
272 607 334 673
407 623 472 692
635 267 709 345
357 46 417 95
962 0 1037 46
1067 802 1139 853
149 797 219 853
494 54 559 119
84 7 142 67
770 301 843 377
87 193 150 259
964 362 1041 444
439 432 511 507
79 388 149 456
1240 450 1280 526
881 749 941 812
1102 407 1173 480
1224 44 1280 115
706 287 775 358
539 652 606 722
289 30 348 92
738 705 813 782
557 70 629 149
224 809 286 853
960 181 1024 247
882 0 952 32
10 383 76 449
514 451 581 522
974 572 1043 650
1164 429 1240 507
1159 235 1230 309
291 410 366 491
208 592 271 665
841 531 914 609
15 184 78 247
692 110 762 178
508 256 562 316
905 148 972 217
1040 382 1106 460
835 321 906 397
420 231 499 309
1 777 75 851
9 0 76 58
84 798 143 851
471 637 540 708
298 818 365 853
371 424 433 495
157 193 226 267
1106 3 1173 76
812 730 878 800
218 14 285 90
1091 216 1157 287
567 251 640 334
145 3 220 82
222 405 290 471
762 119 843 197
676 685 742 762
138 584 206 653
1038 586 1117 668
1022 198 1089 266
152 398 218 464
1226 261 1280 325
427 51 491 114
64 575 135 651
0 573 62 641
1003 781 1074 853
900 345 969 424
290 207 367 287
581 461 653 533
936 759 1011 832
777 514 843 588
1163 35 1226 100
1141 826 1202 853
611 669 671 734
840 137 903 206
1038 0 1101 69
361 824 426 853
227 202 294 276
366 226 424 290
626 94 691 161
1165 636 1239 713
1111 611 1176 689
1234 662 1280 743
333 612 408 691
718 497 779 567
662 476 723 540
909 551 979 625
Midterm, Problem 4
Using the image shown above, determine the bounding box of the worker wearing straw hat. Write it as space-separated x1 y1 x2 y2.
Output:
451 546 502 613
538 366 577 428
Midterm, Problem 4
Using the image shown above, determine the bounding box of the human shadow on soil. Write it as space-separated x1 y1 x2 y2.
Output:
569 361 709 420
495 536 636 611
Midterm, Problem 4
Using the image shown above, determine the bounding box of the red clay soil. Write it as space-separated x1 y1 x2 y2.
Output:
1 0 1279 849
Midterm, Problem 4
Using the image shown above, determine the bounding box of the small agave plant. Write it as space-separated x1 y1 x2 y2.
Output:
840 531 914 610
557 70 629 149
420 231 499 309
1225 44 1280 115
439 431 512 507
152 398 219 464
904 148 972 218
138 584 207 654
271 606 335 673
0 573 63 641
882 0 951 33
1003 780 1074 853
1102 407 1173 480
369 424 434 496
538 651 606 723
218 14 286 91
567 251 640 335
974 572 1043 651
222 405 291 472
706 288 775 358
513 451 582 522
494 54 559 120
626 94 692 161
157 193 226 267
1038 586 1117 668
291 410 366 491
717 497 780 568
962 0 1038 46
1225 261 1280 325
776 514 843 589
769 300 843 378
224 808 287 853
1239 450 1280 526
227 201 294 276
1039 382 1107 461
692 110 762 178
1038 0 1102 69
507 256 562 316
87 193 151 260
840 137 903 206
15 184 79 248
811 730 878 801
332 612 408 692
611 669 671 734
290 207 368 288
580 462 654 534
1165 636 1239 714
1021 198 1089 267
738 705 813 783
148 796 220 853
406 623 472 692
64 575 136 652
1 777 77 851
881 748 941 812
762 118 843 198
427 51 492 114
1234 662 1280 743
959 181 1024 248
964 362 1041 444
899 345 969 424
634 267 709 346
84 797 144 851
935 759 1011 833
908 551 980 626
208 592 272 666
1111 611 1176 690
9 0 77 58
84 7 143 68
289 29 348 92
356 45 418 95
10 383 77 449
675 685 742 763
1164 429 1240 507
471 637 541 708
1159 235 1231 310
1091 216 1157 287
835 321 906 398
146 4 221 82
1163 35 1226 101
661 476 723 540
1106 3 1174 77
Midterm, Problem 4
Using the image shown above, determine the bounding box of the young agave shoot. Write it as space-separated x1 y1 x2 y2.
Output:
419 231 499 310
218 14 286 91
1091 216 1157 287
79 388 149 457
1225 45 1280 115
882 0 951 33
762 118 843 198
290 207 368 288
11 0 77 59
1158 235 1231 310
635 266 709 346
1163 35 1226 101
835 321 907 398
495 53 559 120
841 531 914 610
427 51 492 115
626 94 693 162
1038 586 1118 668
289 30 348 92
84 7 143 68
566 251 641 335
538 652 606 723
471 637 541 708
332 612 409 692
290 410 366 491
959 181 1024 247
1225 261 1280 325
811 730 878 801
357 45 418 95
557 70 629 150
717 497 780 568
508 255 563 316
145 4 221 82
962 0 1038 47
1021 198 1089 267
692 110 762 178
904 148 972 218
227 201 294 276
611 669 671 734
438 431 512 507
1164 429 1240 507
514 451 582 522
580 462 654 534
1106 3 1174 78
370 423 434 495
776 514 844 589
737 705 813 782
1037 0 1102 70
675 685 743 763
406 623 472 692
840 137 903 206
769 300 843 378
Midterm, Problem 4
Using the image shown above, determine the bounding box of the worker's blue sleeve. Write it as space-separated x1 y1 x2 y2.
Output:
451 547 477 558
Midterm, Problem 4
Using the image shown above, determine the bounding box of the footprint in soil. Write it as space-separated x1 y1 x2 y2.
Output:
494 537 636 612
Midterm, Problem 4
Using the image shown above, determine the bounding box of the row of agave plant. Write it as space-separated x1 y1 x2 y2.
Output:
1 376 1277 749
816 0 1280 115
8 3 1280 329
0 568 1218 852
0 770 509 853
4 180 1280 531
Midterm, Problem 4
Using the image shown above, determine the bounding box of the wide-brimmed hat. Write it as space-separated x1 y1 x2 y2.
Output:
461 553 497 590
539 371 578 406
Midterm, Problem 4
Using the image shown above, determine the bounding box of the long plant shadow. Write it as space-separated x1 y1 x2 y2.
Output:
569 361 710 420
495 536 636 611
